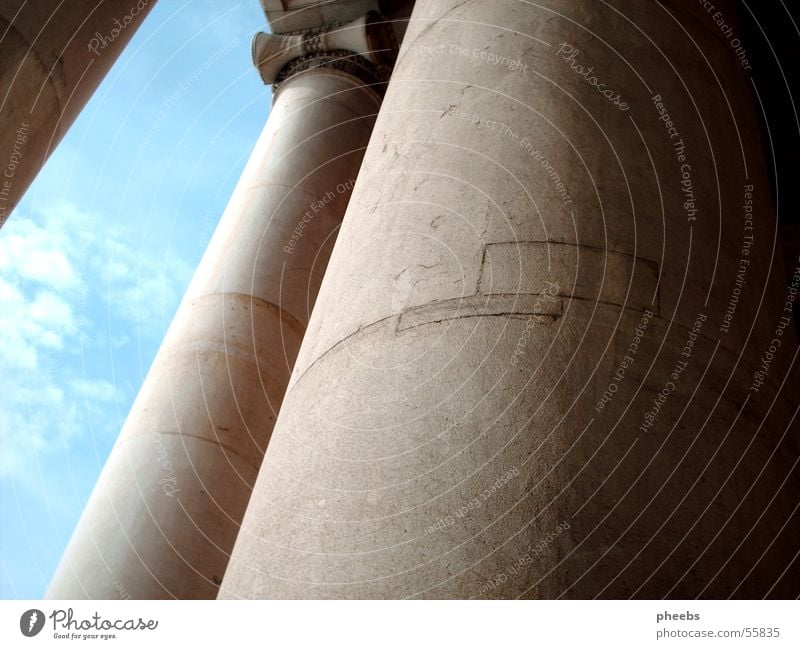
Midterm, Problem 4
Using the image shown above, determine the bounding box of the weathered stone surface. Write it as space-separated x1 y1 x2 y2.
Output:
220 0 799 598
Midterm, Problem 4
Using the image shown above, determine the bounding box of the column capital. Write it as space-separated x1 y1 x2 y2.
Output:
252 11 397 92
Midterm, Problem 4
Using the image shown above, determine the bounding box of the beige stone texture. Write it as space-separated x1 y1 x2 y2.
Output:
220 0 800 598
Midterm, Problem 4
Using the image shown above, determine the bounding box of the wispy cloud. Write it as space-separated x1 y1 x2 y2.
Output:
95 233 193 328
0 200 192 481
68 378 123 402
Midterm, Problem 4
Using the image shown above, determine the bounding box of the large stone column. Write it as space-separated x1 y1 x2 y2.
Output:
0 0 155 226
221 0 800 598
47 22 391 598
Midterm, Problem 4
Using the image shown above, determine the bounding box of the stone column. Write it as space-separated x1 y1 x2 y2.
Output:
0 0 155 226
47 20 392 598
221 0 800 598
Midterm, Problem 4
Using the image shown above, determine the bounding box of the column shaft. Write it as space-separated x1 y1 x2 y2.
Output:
47 69 380 598
0 0 154 226
221 0 800 598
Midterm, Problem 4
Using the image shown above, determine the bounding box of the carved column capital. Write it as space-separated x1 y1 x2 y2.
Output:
252 11 397 92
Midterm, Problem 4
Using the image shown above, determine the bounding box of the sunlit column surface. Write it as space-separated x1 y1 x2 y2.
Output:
221 0 800 598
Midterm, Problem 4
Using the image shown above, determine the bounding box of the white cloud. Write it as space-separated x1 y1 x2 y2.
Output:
93 232 193 329
69 378 122 403
0 201 192 484
0 217 80 290
0 279 38 369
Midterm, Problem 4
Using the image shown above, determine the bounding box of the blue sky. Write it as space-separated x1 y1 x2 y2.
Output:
0 0 269 599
